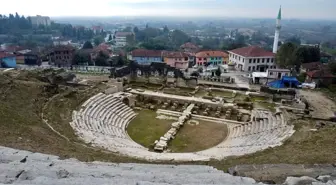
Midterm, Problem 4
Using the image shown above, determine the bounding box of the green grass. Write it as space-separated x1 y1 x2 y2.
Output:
250 96 269 102
127 110 172 148
169 121 228 153
0 73 140 163
211 90 233 97
3 71 336 183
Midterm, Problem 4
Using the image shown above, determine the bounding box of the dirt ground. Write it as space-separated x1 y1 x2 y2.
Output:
299 89 336 119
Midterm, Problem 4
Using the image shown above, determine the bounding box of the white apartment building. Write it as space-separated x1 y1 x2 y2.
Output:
228 46 276 72
29 15 51 26
114 32 134 47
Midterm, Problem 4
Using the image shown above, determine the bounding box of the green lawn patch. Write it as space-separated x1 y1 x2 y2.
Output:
127 110 172 148
169 121 228 153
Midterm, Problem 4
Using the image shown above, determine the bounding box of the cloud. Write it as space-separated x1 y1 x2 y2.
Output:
0 0 335 19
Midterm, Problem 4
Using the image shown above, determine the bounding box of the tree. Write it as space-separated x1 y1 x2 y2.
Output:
133 26 139 33
190 71 200 77
123 26 132 32
82 41 93 49
111 54 127 67
215 67 222 77
108 34 112 41
276 42 299 69
95 51 110 66
328 61 336 74
93 36 104 46
126 34 136 46
163 25 169 33
72 51 92 65
286 36 301 45
295 46 321 64
171 30 190 47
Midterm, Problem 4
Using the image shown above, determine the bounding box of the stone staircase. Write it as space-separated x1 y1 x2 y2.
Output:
68 93 295 162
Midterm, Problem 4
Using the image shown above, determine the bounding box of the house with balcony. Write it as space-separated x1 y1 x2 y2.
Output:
115 32 134 47
130 49 163 64
228 46 276 72
48 45 76 67
195 51 229 66
163 52 189 70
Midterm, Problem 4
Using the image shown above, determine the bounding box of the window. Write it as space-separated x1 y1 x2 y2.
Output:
252 66 255 71
267 58 270 63
198 58 202 60
211 57 214 60
239 56 241 61
270 72 273 75
204 58 206 60
242 59 245 63
285 73 288 76
257 59 260 63
184 57 188 61
271 58 274 63
179 58 182 61
248 66 251 71
249 59 252 63
262 58 265 63
253 59 256 63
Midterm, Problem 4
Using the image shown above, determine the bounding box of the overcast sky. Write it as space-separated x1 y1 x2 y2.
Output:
1 0 335 20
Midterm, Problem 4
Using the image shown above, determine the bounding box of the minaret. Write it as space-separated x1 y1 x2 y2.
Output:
273 6 282 53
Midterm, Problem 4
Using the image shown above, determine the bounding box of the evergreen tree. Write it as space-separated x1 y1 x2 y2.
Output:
82 41 93 49
108 34 112 41
215 67 222 77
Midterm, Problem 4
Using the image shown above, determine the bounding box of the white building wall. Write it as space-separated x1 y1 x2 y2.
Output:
115 36 127 47
228 52 276 72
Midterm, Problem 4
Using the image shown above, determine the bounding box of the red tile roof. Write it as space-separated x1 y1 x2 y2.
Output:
131 49 163 57
229 46 275 57
301 62 323 70
196 50 228 58
0 52 15 58
164 51 189 58
306 70 335 78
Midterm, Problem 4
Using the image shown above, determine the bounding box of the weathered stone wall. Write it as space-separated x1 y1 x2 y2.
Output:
176 78 197 88
228 164 336 184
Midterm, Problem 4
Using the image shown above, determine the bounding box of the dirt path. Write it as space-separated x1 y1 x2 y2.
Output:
299 90 336 119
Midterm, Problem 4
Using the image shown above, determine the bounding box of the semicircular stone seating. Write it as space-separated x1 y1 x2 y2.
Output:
70 93 295 162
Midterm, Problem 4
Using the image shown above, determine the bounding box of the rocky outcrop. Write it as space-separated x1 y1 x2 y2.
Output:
228 164 336 184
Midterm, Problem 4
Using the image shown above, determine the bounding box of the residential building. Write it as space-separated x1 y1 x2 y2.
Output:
49 45 76 67
115 32 134 47
301 62 324 73
267 68 290 79
53 39 72 46
0 52 16 68
195 51 229 66
29 15 51 26
16 52 40 65
228 46 276 72
306 69 335 86
180 42 200 53
92 26 103 34
320 52 333 63
130 49 163 64
163 52 190 70
252 68 290 84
